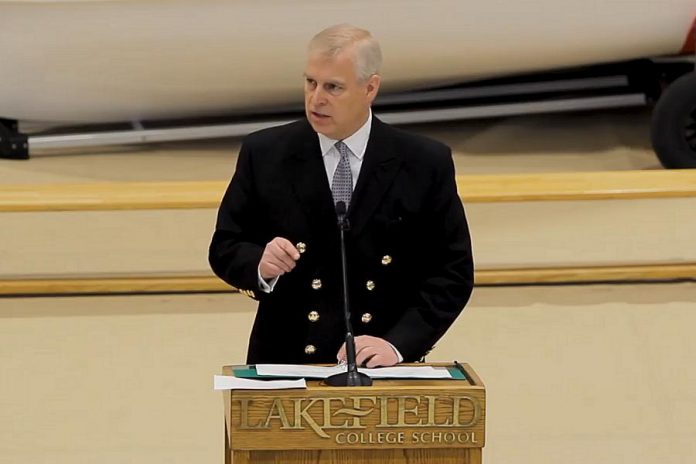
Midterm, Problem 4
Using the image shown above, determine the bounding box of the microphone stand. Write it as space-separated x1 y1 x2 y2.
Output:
325 201 373 387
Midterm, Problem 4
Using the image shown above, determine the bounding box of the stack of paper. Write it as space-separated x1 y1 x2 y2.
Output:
256 364 452 379
214 364 454 390
213 375 306 391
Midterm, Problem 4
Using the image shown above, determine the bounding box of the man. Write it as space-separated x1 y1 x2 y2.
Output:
209 24 473 367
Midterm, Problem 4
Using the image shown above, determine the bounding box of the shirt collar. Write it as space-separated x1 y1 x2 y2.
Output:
317 109 372 160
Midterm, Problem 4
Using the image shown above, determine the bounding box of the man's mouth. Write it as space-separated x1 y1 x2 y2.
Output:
311 111 330 119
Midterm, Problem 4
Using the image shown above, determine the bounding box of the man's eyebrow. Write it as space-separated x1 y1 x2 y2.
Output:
303 74 345 85
322 78 346 86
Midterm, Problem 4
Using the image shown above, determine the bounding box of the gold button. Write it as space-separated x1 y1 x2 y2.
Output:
308 311 320 322
304 344 316 355
239 289 255 299
311 279 322 290
296 242 307 254
366 280 375 291
361 313 372 323
381 255 392 265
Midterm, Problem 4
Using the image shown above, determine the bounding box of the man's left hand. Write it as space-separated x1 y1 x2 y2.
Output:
336 335 400 368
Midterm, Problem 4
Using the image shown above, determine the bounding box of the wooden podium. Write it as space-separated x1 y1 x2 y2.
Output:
222 363 486 464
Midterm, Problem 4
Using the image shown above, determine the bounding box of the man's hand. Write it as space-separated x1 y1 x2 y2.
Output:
336 335 400 368
259 237 300 280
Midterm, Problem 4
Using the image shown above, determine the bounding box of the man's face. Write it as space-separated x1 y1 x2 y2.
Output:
304 49 380 140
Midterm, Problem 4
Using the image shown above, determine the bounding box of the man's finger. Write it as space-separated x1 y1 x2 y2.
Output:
260 237 299 277
261 262 285 277
365 354 386 369
266 252 294 272
269 243 298 269
336 343 347 362
259 255 289 279
353 335 400 367
356 346 377 366
268 242 296 264
275 238 301 260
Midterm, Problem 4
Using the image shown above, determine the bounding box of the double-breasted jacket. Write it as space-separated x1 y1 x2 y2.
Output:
209 116 474 364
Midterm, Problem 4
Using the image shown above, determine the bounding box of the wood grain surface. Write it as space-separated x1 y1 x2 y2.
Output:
1 263 693 295
1 170 695 212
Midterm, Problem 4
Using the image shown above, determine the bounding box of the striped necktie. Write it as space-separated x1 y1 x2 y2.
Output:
331 140 353 209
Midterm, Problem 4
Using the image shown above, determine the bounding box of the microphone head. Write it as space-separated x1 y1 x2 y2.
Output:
335 201 347 216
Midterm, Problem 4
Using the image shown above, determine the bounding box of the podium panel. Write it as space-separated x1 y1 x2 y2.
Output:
230 449 481 464
222 363 486 464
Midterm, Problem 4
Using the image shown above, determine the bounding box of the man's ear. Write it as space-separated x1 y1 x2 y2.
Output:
366 74 381 102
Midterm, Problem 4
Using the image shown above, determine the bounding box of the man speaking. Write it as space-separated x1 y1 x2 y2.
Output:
209 24 473 367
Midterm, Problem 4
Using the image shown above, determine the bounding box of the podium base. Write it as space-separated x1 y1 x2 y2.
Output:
325 369 373 387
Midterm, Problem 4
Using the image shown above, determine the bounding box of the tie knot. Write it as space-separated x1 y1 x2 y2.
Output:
335 141 351 159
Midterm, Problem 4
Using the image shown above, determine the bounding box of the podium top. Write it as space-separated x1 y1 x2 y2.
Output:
222 362 484 389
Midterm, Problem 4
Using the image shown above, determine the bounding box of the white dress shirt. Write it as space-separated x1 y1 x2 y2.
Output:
317 109 372 190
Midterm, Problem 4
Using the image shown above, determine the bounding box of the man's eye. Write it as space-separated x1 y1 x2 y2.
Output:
306 79 317 88
326 84 343 93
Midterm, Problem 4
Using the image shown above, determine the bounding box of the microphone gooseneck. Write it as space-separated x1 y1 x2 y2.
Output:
325 201 373 387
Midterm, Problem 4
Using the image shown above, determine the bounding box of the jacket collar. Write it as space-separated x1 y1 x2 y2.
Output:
286 116 403 239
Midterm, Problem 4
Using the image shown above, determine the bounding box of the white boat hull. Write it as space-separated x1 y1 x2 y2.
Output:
0 0 694 122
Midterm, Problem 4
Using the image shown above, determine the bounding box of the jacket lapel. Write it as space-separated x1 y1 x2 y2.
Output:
285 121 337 237
348 117 403 238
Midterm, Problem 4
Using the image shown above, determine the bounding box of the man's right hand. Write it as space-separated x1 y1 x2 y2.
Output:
259 237 301 280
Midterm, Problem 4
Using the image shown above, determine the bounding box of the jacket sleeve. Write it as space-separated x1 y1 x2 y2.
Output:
383 148 474 361
208 141 266 297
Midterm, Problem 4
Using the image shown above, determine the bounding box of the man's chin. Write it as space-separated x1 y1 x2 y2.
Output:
307 118 335 137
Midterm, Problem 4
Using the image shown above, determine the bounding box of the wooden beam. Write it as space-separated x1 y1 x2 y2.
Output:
0 275 226 296
457 170 696 203
475 263 696 285
1 264 693 296
0 181 225 212
1 170 695 212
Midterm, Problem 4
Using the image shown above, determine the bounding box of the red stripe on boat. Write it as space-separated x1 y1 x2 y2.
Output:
681 16 696 54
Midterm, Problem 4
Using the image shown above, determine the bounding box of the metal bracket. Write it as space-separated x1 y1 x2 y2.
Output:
0 119 29 160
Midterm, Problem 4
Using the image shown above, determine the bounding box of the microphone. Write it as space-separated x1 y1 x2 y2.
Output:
335 200 347 225
325 201 373 387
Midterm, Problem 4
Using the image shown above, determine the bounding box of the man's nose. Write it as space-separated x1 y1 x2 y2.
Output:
310 86 328 105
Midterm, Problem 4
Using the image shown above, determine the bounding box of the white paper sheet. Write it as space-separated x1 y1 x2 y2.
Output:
213 375 307 390
255 364 452 379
